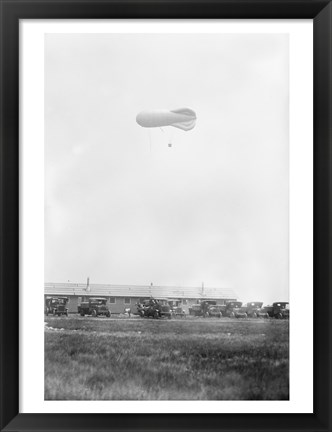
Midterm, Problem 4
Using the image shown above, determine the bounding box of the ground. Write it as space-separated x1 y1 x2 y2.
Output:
44 315 289 400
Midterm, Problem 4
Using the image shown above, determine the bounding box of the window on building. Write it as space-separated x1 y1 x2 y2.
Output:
183 299 187 305
109 297 116 304
78 297 82 303
124 298 131 304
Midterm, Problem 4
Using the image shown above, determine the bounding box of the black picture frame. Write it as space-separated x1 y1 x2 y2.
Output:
0 1 331 431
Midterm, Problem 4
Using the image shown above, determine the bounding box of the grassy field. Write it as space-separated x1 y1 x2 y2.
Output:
45 316 289 400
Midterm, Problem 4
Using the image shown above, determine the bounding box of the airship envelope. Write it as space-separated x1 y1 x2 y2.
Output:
136 108 196 131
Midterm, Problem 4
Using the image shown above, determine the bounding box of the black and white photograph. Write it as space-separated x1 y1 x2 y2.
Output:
44 31 289 401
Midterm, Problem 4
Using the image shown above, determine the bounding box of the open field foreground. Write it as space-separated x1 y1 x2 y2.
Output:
45 316 289 400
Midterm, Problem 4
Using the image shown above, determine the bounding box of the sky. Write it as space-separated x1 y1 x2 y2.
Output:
45 33 289 305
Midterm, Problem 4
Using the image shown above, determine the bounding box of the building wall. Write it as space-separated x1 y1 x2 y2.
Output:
108 296 144 314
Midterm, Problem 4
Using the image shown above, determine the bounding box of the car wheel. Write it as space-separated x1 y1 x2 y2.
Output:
106 311 111 318
92 310 97 317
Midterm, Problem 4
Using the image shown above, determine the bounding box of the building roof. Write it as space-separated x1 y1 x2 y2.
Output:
44 282 237 300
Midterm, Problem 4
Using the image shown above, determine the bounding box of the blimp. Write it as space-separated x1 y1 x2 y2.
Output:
136 107 196 131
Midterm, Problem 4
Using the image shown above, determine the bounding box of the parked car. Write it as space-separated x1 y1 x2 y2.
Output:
171 306 186 318
200 300 218 317
244 302 264 318
155 299 172 319
188 300 217 317
78 297 111 317
207 304 224 318
136 300 151 317
137 298 172 319
271 302 289 319
256 306 270 318
189 304 204 316
45 296 69 316
224 301 244 318
234 306 248 318
167 299 185 318
261 303 289 319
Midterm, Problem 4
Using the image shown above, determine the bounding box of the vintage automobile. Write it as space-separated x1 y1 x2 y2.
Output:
188 300 221 317
137 298 172 319
136 300 150 317
188 304 204 316
244 302 264 318
172 305 186 318
168 300 186 318
136 299 160 318
133 298 149 316
188 300 211 316
201 300 217 315
78 297 111 317
271 302 289 319
256 306 271 318
224 301 245 318
207 304 224 318
234 306 248 318
260 303 289 319
156 299 173 319
45 296 69 316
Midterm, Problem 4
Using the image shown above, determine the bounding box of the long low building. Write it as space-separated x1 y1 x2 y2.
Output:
44 282 238 314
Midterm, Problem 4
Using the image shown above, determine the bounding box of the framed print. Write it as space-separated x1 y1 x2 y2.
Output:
0 1 331 432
